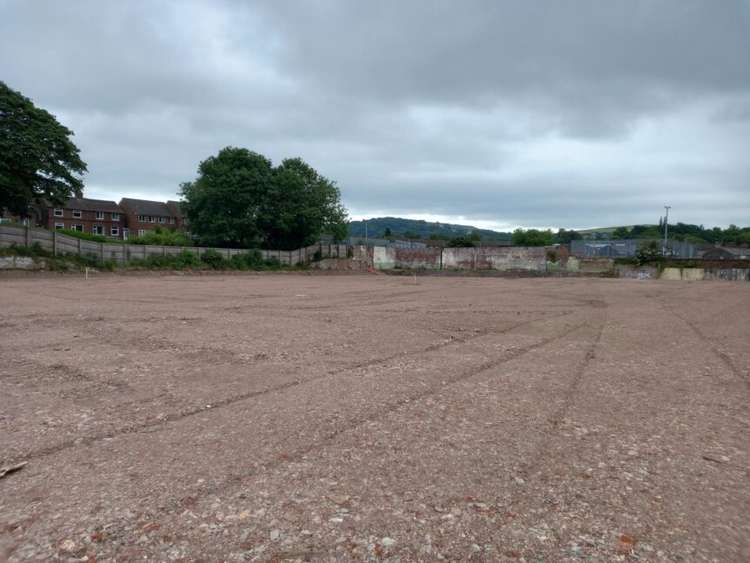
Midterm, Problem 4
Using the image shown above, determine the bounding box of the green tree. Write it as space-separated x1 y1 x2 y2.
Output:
611 226 631 239
181 148 347 249
512 228 553 246
383 227 393 238
0 81 87 217
555 228 582 244
259 157 348 249
447 235 477 247
180 147 273 248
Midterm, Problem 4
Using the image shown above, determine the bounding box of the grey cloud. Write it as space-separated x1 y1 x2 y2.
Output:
1 0 748 229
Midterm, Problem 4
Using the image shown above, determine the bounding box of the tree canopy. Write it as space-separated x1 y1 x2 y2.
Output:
180 147 348 249
511 228 554 246
0 81 87 217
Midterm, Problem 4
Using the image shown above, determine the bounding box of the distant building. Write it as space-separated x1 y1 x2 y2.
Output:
45 197 125 239
118 198 183 238
166 200 189 230
701 246 750 260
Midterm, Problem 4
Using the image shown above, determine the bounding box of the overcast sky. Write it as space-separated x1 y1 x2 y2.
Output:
2 0 749 230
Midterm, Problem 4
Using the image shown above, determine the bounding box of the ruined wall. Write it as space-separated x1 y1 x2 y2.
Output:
615 264 659 279
373 246 395 269
392 247 442 269
442 247 547 271
661 267 750 281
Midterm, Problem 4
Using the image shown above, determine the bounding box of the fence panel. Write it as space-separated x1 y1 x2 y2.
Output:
0 225 339 267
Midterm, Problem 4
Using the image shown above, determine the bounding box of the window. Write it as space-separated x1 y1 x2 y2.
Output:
111 227 119 237
149 216 156 223
112 212 120 221
54 223 65 230
92 225 104 235
137 229 145 237
72 209 82 219
53 208 63 217
159 217 166 224
137 215 146 222
122 228 129 240
95 211 105 220
169 217 175 224
71 224 83 232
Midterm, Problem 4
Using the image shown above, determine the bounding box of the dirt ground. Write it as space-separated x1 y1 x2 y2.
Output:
1 273 748 562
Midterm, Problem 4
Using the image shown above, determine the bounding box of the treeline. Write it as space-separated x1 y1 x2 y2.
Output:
609 223 750 245
348 217 512 242
512 224 750 247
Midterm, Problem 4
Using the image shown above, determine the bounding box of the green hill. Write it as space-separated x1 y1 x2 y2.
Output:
348 217 511 242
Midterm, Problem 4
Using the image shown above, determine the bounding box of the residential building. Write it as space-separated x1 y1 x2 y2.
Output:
118 198 181 238
166 200 189 231
44 198 125 239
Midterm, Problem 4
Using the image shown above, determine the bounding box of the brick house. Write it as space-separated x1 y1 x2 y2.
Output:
118 198 181 238
45 198 125 239
166 200 189 231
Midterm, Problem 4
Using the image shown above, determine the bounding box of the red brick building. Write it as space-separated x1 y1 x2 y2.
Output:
118 198 183 238
45 198 125 239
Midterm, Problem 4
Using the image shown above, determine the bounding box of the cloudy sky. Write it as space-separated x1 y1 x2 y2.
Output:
2 0 749 230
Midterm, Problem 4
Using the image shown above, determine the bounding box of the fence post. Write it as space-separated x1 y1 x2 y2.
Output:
78 238 82 255
52 230 57 256
25 225 31 247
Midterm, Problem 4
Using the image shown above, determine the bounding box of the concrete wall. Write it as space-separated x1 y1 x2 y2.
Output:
661 267 750 282
703 268 750 281
372 245 547 271
0 225 343 266
615 264 659 279
392 247 442 269
442 246 547 271
373 246 395 269
0 256 43 270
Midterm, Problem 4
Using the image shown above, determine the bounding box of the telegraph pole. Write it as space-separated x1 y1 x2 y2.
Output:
663 205 671 256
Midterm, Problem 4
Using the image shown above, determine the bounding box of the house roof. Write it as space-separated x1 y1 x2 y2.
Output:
62 197 121 213
166 200 184 218
119 198 173 217
701 246 750 258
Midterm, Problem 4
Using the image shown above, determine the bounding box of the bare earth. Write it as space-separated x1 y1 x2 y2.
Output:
1 274 748 562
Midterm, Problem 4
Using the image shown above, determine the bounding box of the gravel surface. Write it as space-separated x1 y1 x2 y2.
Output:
1 274 748 562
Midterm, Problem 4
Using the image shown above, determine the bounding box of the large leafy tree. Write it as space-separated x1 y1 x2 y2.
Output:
180 148 273 248
511 228 554 246
260 157 348 249
0 81 87 217
181 147 348 249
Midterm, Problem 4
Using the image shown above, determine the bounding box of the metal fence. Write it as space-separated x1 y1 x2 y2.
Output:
571 239 699 258
345 237 427 249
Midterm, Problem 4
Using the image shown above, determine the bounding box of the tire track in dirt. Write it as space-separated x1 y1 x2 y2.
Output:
9 310 577 465
656 296 750 389
160 319 593 514
513 299 608 481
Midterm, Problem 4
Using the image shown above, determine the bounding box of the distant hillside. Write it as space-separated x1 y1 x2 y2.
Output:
348 217 511 242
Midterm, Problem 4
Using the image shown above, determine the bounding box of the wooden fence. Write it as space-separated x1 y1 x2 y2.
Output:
0 225 348 266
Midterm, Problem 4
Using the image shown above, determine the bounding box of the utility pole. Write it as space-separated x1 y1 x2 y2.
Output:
663 205 671 256
364 219 368 245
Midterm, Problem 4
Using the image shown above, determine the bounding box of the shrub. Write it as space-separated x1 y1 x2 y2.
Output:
58 228 110 243
229 250 264 270
130 226 191 246
200 249 226 269
635 240 663 265
175 250 201 269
